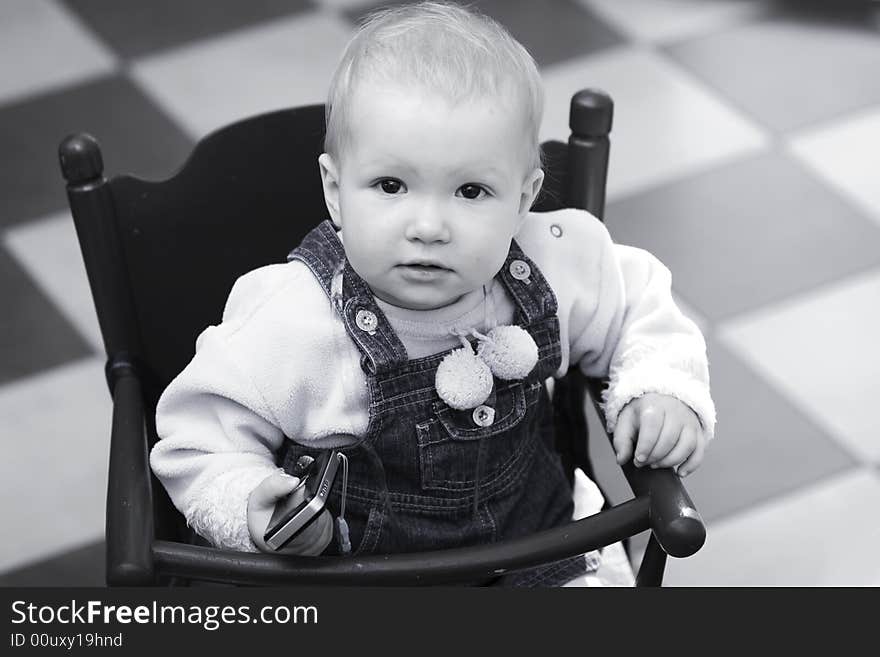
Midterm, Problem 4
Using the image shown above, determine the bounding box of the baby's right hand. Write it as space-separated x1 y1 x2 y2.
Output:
247 472 333 555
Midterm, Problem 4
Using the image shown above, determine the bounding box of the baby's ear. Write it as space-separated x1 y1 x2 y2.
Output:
318 153 342 228
518 167 545 220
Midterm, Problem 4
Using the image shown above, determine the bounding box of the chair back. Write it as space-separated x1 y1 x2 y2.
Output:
62 105 326 406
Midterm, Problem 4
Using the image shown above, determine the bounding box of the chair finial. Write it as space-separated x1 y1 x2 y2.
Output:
59 133 104 184
570 89 613 138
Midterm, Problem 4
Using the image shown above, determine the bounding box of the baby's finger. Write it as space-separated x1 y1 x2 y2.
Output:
249 472 301 511
247 473 304 552
677 433 706 477
612 404 637 465
646 420 682 465
633 405 664 466
653 426 696 469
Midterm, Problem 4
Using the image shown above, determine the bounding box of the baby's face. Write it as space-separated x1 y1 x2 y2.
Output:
319 83 543 310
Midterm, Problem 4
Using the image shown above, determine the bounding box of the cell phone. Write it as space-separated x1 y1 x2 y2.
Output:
263 450 343 551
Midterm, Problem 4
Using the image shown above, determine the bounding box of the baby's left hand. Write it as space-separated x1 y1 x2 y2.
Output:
612 393 705 477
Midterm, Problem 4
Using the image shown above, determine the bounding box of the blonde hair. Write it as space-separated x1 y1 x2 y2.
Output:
324 1 544 172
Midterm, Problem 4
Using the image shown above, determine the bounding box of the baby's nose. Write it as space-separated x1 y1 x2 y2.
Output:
406 207 450 243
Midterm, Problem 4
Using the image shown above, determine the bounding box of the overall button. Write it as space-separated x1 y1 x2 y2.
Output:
472 405 495 427
509 260 531 281
355 309 378 332
550 223 563 238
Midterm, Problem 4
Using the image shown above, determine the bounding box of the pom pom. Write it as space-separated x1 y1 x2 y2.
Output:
435 346 493 410
477 325 538 380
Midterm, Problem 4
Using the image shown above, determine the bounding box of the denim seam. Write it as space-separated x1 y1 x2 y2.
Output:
481 502 498 542
418 436 538 498
353 504 385 556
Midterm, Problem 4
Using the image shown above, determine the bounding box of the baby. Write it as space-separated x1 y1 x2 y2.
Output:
150 1 715 587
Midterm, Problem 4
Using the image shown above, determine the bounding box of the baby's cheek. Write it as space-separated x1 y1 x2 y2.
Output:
471 245 508 273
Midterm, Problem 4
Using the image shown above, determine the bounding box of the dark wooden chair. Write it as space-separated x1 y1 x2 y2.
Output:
59 88 705 586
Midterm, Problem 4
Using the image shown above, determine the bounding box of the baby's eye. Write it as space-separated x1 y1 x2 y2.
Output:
457 184 488 200
376 178 405 195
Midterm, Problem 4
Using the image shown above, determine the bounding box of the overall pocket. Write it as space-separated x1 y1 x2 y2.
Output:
415 379 544 492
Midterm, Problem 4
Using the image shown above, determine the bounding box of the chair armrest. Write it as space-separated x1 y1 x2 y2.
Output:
621 464 705 558
105 361 155 585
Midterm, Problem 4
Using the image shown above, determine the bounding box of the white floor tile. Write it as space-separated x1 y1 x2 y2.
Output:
0 357 111 573
718 268 880 463
541 47 768 201
4 211 104 354
665 468 880 586
0 0 116 106
581 0 765 44
788 106 880 227
130 11 354 140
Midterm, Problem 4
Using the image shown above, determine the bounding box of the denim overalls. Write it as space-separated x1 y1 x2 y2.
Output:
281 220 592 586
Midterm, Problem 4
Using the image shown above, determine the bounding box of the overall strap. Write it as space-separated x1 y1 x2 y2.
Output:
287 220 346 291
497 239 559 325
287 220 409 375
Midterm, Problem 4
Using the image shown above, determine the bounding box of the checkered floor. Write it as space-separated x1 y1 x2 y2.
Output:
2 0 879 587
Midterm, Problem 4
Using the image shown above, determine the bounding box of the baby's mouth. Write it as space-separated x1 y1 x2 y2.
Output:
398 261 451 272
396 261 452 279
400 264 447 272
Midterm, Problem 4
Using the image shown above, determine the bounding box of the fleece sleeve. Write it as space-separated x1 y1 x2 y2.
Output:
565 215 716 441
149 271 291 553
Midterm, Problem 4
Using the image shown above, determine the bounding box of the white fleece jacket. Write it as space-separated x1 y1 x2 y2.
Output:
150 209 715 552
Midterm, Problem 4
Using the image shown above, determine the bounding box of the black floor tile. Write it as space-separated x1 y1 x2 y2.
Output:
769 0 880 33
605 151 880 322
62 0 314 59
0 246 93 384
665 16 880 133
0 540 104 587
476 0 625 67
0 74 193 230
677 338 856 522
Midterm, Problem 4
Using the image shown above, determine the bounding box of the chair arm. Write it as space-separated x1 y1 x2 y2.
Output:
105 362 155 585
584 376 706 559
153 497 650 586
